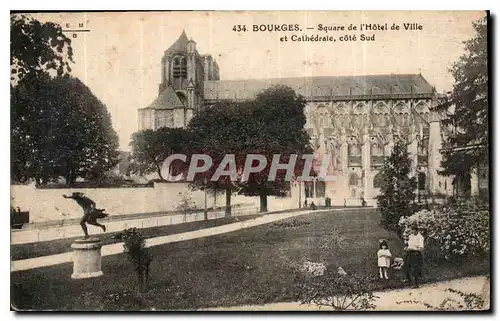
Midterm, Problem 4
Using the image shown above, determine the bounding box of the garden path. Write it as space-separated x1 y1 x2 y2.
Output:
203 276 490 311
12 207 365 272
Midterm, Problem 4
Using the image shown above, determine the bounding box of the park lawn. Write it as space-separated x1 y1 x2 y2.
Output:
11 213 265 261
11 209 489 311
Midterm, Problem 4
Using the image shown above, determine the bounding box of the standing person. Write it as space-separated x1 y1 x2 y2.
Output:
304 199 308 208
63 192 107 238
377 239 392 279
405 225 425 288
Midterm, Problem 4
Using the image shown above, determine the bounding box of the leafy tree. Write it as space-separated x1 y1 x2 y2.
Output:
129 127 188 181
184 86 312 214
11 15 117 184
237 86 313 212
438 17 488 178
11 73 119 184
184 102 251 217
11 14 73 82
377 140 417 232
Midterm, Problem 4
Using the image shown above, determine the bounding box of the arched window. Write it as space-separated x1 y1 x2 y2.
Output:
418 138 429 155
304 181 314 198
383 113 390 126
403 113 410 126
173 56 187 79
371 143 383 156
332 115 340 129
414 114 422 132
418 172 426 190
168 112 174 126
348 143 361 156
176 92 187 105
373 171 385 188
319 117 324 129
316 179 326 198
395 113 403 126
349 173 359 186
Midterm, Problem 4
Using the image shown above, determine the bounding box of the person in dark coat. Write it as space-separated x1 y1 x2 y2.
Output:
404 225 425 288
63 192 108 238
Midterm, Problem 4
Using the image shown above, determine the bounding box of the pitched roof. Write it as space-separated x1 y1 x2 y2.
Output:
165 30 189 54
144 86 184 110
203 74 434 100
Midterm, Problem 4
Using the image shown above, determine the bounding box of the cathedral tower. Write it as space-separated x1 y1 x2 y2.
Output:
139 30 220 130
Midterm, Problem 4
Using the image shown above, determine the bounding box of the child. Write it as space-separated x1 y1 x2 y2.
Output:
377 239 392 279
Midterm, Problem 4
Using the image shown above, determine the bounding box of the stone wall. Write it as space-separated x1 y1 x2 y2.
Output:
11 182 299 223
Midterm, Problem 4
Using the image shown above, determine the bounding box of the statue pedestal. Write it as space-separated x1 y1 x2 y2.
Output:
71 238 103 279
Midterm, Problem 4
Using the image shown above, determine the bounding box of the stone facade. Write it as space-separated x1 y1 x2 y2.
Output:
138 31 457 205
138 30 219 130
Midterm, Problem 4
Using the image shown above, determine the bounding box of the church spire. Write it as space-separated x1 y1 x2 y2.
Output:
166 30 190 54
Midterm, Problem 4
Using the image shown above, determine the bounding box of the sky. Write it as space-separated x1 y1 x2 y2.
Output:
30 11 485 151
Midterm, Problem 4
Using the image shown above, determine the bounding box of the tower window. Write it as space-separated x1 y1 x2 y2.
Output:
176 92 187 105
173 56 187 79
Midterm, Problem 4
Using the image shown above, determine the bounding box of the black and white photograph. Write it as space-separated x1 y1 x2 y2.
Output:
10 10 490 311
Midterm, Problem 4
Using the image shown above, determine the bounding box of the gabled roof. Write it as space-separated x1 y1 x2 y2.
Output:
143 86 184 110
165 30 189 54
203 74 434 100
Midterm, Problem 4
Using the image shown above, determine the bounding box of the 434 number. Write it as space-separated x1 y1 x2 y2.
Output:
232 25 247 32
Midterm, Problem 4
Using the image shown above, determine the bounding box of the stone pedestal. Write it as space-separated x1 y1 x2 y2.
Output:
71 238 103 279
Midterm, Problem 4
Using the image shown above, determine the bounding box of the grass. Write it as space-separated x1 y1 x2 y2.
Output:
11 209 489 311
11 213 265 261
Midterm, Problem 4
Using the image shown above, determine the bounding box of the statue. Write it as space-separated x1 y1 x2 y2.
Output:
63 192 108 238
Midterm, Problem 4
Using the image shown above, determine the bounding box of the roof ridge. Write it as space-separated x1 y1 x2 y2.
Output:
203 74 434 100
144 85 185 110
166 30 190 53
205 73 426 83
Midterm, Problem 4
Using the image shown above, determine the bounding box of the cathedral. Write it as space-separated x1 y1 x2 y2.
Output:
138 30 468 204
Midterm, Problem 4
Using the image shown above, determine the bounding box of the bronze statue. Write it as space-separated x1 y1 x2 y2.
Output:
63 192 108 238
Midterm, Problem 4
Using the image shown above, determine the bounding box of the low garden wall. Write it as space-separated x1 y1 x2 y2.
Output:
11 183 298 224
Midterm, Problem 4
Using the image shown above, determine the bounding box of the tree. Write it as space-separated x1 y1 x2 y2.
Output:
11 14 73 82
184 102 251 217
438 17 488 178
130 127 188 181
237 86 313 212
11 73 120 184
184 86 312 214
377 140 417 232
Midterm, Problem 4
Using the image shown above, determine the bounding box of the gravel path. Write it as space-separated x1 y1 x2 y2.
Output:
202 276 490 311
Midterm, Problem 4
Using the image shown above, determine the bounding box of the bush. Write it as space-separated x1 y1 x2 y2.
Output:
295 270 378 310
114 228 153 292
398 205 490 260
271 217 311 229
175 192 198 214
397 288 485 311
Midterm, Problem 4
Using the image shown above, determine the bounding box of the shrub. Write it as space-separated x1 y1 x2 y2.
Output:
114 228 153 292
271 217 311 229
175 192 198 215
295 270 378 310
397 288 485 311
398 206 490 260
